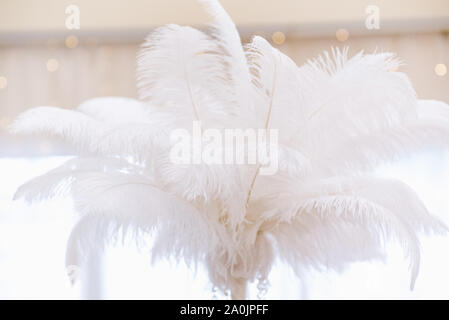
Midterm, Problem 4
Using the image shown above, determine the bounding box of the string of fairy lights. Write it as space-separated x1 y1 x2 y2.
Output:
0 29 447 132
0 29 447 88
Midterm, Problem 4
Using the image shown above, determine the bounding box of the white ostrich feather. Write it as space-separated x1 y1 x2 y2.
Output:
137 24 239 127
10 0 449 299
78 97 150 123
198 0 255 119
64 171 217 269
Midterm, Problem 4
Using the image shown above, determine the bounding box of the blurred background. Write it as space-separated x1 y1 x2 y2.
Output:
0 0 448 299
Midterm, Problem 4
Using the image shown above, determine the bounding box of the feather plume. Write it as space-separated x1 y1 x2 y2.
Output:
137 24 238 126
10 0 449 299
198 0 255 119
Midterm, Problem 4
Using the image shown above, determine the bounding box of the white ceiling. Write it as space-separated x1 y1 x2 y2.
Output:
0 0 448 41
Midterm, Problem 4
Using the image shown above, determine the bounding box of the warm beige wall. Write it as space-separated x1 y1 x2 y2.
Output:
0 0 448 33
0 32 447 117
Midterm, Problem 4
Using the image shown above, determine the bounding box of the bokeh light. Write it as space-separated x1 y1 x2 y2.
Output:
65 35 79 49
336 28 349 42
46 59 59 72
0 76 7 89
435 63 447 77
272 31 286 45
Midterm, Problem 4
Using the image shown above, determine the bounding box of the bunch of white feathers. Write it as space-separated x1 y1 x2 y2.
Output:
10 0 449 299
